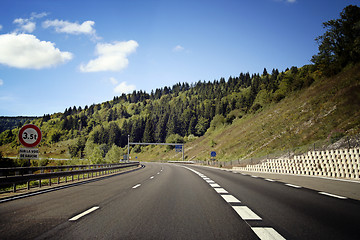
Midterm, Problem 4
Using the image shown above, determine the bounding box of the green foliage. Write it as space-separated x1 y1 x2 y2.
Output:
85 141 104 164
311 5 360 76
105 144 123 163
166 134 184 144
0 129 16 145
210 114 225 130
68 136 86 158
0 117 36 134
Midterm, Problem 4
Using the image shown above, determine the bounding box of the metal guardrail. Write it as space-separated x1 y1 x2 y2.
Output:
0 162 140 193
0 163 130 177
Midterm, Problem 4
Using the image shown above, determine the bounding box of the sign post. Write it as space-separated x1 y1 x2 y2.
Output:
18 124 42 159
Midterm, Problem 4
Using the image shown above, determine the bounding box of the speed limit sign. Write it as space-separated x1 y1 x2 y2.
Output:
18 124 42 148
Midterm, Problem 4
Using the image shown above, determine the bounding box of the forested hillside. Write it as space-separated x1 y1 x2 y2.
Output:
0 117 37 134
0 5 359 164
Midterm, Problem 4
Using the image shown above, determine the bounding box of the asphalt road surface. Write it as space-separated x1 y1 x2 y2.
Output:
0 162 359 239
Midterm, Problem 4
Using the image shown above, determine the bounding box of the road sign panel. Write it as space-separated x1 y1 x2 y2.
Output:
19 148 39 159
175 145 183 152
211 151 216 157
18 124 42 148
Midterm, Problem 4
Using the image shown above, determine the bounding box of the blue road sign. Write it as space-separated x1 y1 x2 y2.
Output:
211 151 216 157
175 145 183 152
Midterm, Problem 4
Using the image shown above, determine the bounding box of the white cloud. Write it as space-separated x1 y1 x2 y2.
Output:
0 33 73 69
0 79 3 86
12 12 48 33
109 77 118 85
43 19 98 38
114 81 136 94
173 45 184 52
13 18 36 33
0 25 2 31
80 40 138 72
31 12 48 19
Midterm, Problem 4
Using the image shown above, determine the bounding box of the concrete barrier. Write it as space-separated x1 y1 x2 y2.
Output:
233 148 360 180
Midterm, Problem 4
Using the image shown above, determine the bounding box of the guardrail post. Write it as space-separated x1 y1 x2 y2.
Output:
39 179 42 188
13 183 16 193
27 181 30 190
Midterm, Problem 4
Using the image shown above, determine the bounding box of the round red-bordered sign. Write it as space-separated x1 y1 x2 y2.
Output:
18 124 42 148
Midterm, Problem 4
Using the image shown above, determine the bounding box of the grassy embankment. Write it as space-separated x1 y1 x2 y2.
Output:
134 64 360 163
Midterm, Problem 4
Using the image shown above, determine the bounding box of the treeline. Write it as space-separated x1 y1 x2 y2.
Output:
0 64 317 160
0 117 37 134
56 64 316 160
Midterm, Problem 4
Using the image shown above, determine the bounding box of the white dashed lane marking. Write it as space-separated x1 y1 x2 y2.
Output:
285 183 302 188
252 227 286 240
265 178 275 182
209 183 221 188
69 206 99 221
220 194 241 203
233 206 262 220
319 192 347 199
132 184 141 189
183 166 287 240
214 188 228 194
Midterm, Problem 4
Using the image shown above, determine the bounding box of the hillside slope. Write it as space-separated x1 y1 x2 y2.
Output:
1 64 359 164
135 64 360 162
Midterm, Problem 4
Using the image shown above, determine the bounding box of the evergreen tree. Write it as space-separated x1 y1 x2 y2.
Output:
155 113 168 143
143 117 155 143
108 122 121 146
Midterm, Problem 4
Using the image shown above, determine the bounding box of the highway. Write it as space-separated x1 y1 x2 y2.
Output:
0 162 359 239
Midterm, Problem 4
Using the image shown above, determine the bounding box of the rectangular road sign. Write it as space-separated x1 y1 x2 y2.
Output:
19 148 39 160
175 145 183 152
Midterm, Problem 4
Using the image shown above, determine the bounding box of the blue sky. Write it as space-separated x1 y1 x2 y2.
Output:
0 0 358 116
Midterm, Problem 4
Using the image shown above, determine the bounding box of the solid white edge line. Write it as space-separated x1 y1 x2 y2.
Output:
252 227 286 240
319 192 347 199
265 179 275 182
132 184 141 189
285 183 301 188
69 206 99 221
